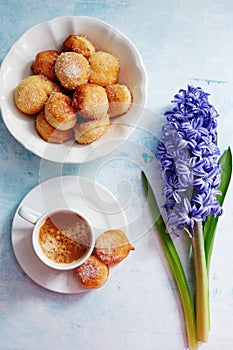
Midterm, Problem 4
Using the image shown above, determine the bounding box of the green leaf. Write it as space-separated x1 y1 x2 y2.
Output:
204 147 232 273
141 171 198 350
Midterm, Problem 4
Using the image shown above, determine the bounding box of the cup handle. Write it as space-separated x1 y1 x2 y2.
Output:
18 206 42 225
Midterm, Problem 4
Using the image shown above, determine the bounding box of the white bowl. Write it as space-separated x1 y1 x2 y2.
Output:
0 16 147 163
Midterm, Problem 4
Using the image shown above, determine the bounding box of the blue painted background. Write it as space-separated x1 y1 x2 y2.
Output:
1 1 233 349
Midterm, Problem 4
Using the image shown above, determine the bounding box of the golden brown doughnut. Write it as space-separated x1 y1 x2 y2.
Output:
94 229 135 264
89 51 120 87
14 75 61 115
73 114 110 144
75 255 109 289
61 34 96 59
73 83 109 120
55 52 90 90
105 84 132 118
31 50 60 81
44 92 77 130
36 110 73 143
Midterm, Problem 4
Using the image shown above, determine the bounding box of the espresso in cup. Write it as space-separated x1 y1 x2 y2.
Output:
18 206 95 270
38 210 92 264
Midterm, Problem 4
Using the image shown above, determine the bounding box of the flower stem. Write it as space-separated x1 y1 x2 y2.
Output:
142 172 198 350
192 221 209 342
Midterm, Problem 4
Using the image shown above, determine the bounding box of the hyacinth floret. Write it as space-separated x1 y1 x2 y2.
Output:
157 85 222 234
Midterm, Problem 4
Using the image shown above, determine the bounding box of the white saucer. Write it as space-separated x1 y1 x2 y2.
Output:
11 176 127 293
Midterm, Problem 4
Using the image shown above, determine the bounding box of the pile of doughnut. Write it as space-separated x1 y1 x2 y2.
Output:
75 229 135 289
14 34 132 145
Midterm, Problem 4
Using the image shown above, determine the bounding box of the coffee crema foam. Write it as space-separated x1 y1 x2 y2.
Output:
38 211 91 264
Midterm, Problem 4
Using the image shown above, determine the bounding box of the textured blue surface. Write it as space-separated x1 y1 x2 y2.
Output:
1 1 233 349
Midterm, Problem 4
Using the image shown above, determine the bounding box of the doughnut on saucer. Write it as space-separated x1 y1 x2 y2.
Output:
75 255 109 289
89 51 120 86
55 52 90 90
73 83 109 120
44 92 76 130
36 110 73 143
14 75 61 115
94 229 135 264
31 50 60 81
105 84 132 118
73 114 110 144
61 34 96 59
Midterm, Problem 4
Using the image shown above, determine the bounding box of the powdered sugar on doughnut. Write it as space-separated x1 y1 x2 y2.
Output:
55 52 90 90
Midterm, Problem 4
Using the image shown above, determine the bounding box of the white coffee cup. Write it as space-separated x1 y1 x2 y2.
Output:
18 206 95 270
